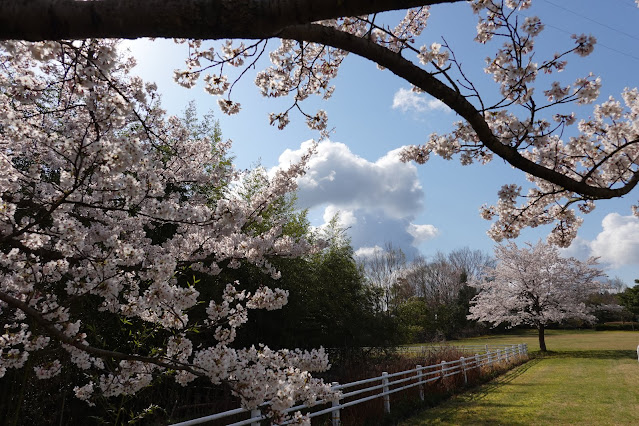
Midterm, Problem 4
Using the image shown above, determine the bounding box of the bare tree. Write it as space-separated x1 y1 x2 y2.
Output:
360 243 407 312
447 247 495 282
403 248 493 307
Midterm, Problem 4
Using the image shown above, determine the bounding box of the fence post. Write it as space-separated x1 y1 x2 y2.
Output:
331 382 341 426
505 347 510 363
382 372 391 414
497 349 502 363
485 344 489 354
460 357 468 385
416 365 424 401
176 342 527 425
250 409 261 426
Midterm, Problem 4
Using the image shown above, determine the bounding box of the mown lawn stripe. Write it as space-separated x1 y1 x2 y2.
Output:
401 331 639 425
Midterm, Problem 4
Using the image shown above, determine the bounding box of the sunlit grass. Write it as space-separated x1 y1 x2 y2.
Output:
410 328 638 352
402 330 639 425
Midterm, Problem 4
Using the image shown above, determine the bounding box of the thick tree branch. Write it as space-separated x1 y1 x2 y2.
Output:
0 0 461 41
279 24 639 199
3 3 636 200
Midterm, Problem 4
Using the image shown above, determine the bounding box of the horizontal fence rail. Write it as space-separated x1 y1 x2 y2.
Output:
172 343 528 426
395 343 520 356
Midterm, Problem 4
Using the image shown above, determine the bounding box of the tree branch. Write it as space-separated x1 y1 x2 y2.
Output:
279 23 639 199
0 290 204 375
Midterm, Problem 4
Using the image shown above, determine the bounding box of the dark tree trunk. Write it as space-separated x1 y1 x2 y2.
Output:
538 324 547 352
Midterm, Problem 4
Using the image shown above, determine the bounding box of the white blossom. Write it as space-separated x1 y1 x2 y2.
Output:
0 39 333 417
468 241 604 349
571 34 597 57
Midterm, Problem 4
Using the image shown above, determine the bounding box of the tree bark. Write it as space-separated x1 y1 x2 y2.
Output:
0 0 460 41
538 324 547 352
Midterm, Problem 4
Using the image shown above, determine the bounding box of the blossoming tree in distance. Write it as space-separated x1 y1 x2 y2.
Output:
1 0 639 422
468 241 604 351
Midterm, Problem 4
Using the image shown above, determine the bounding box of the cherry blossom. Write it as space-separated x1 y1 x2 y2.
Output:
157 0 639 247
468 240 604 351
0 39 336 421
1 0 639 419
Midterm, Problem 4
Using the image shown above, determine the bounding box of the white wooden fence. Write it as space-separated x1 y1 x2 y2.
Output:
395 343 525 356
172 343 528 426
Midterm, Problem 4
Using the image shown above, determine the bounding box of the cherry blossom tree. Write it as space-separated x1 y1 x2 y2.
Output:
0 39 337 423
468 241 604 351
2 0 639 421
1 0 639 245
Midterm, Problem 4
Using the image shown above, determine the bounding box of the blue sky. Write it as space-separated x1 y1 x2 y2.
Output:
122 0 639 286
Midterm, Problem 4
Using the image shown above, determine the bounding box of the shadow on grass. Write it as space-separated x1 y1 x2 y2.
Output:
445 349 635 405
465 358 542 402
534 349 636 360
402 348 638 425
402 360 541 426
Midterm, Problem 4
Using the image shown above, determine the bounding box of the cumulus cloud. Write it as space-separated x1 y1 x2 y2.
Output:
561 213 639 269
590 213 639 268
322 205 357 228
560 236 592 260
407 223 439 246
354 245 383 259
274 140 439 254
392 88 451 114
277 140 424 218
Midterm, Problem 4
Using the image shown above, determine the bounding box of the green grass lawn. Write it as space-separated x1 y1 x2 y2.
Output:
402 330 639 425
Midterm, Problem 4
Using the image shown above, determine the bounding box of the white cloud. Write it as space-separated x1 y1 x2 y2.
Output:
407 223 439 246
392 88 450 114
273 140 439 255
560 236 592 261
277 140 425 218
354 245 383 259
590 213 639 268
560 213 639 269
322 205 357 228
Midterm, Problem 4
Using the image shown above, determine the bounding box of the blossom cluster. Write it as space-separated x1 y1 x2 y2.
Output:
167 0 638 248
468 241 604 328
0 39 335 421
403 78 638 246
399 0 639 246
418 43 449 67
